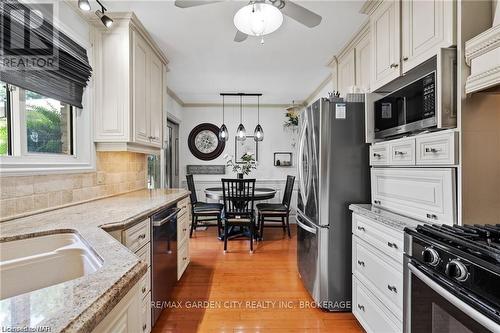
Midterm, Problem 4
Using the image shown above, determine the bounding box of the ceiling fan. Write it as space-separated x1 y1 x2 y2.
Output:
174 0 322 43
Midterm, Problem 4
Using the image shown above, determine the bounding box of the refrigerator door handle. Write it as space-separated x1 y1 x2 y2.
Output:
296 215 317 234
297 114 310 203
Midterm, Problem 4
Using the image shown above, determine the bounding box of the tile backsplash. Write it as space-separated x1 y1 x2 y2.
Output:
0 152 147 221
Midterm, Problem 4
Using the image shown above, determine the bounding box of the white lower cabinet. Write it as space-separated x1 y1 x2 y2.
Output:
352 212 403 333
91 284 142 333
177 197 191 280
371 167 456 225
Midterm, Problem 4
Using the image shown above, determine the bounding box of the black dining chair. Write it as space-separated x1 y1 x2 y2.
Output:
256 175 295 239
186 174 224 238
221 178 257 253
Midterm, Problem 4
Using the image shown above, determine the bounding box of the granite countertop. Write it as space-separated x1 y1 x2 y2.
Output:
349 203 424 231
0 188 189 333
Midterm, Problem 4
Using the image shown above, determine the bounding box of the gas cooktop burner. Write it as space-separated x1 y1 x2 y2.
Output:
415 224 500 265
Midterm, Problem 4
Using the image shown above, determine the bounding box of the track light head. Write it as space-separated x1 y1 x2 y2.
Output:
96 8 113 28
78 0 91 11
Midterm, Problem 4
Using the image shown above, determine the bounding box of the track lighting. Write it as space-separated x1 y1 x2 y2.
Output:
78 0 91 11
96 8 113 28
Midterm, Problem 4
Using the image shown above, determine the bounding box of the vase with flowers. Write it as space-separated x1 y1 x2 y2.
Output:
224 153 257 178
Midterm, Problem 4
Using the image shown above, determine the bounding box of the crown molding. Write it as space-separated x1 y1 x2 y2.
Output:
303 74 333 105
167 88 185 107
360 0 382 15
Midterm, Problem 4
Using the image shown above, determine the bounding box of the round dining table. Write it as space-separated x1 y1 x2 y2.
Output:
204 187 277 201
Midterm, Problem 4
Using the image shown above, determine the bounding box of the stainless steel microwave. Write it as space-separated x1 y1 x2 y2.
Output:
365 48 457 142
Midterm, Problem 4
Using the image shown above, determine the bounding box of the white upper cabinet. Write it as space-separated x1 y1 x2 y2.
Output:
94 13 168 153
401 0 456 73
338 49 356 97
370 0 401 90
355 32 371 93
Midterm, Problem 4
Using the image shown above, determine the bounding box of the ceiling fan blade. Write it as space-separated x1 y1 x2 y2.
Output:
281 1 322 28
174 0 222 8
234 30 248 42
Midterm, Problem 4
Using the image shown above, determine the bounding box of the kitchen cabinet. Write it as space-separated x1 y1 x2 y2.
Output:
91 283 142 333
401 0 456 73
338 49 356 97
94 13 168 154
388 137 416 165
370 0 401 90
355 32 371 93
177 197 191 280
352 213 403 332
369 142 389 165
371 167 456 225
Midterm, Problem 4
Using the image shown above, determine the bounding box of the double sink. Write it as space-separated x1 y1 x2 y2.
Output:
0 232 103 300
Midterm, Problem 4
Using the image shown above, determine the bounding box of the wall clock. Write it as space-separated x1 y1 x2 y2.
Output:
188 123 226 160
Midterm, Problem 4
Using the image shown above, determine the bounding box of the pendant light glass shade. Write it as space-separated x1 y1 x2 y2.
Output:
219 124 229 142
254 124 264 141
236 123 246 141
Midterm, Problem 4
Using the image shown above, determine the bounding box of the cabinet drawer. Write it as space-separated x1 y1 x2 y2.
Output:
369 143 389 165
141 291 151 333
416 130 458 165
124 219 150 253
177 197 190 216
139 266 150 299
353 276 401 333
135 242 151 267
371 168 456 225
389 138 415 165
177 214 189 248
177 242 189 280
353 237 403 314
352 213 403 263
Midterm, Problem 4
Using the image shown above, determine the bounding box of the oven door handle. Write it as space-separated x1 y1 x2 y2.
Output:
408 263 500 332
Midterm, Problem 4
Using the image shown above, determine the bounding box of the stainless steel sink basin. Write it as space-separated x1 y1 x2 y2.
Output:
0 233 103 300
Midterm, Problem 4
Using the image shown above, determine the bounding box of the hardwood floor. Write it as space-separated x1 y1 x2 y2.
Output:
152 225 363 333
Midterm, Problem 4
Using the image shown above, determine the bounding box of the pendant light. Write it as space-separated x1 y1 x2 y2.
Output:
219 95 229 142
236 95 246 141
254 95 264 141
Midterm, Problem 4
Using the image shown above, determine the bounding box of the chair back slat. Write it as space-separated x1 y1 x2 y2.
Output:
282 175 295 207
186 174 198 204
221 178 256 218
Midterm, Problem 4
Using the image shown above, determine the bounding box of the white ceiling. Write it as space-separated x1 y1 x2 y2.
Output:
108 1 367 104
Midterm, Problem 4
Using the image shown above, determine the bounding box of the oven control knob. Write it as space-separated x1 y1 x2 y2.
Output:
422 247 440 266
445 259 469 282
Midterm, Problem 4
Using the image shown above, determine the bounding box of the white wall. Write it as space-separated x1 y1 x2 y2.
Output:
166 93 183 123
308 78 334 104
179 105 298 183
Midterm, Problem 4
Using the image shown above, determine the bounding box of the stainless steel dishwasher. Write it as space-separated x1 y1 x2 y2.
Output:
151 205 180 326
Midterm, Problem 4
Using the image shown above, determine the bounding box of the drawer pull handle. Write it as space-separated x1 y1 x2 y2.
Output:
425 147 440 153
387 242 398 249
357 260 365 267
143 323 147 331
142 287 146 293
426 213 438 220
138 234 146 240
357 226 365 232
403 57 409 61
387 285 398 293
390 63 399 68
183 228 187 232
183 257 188 261
357 304 365 311
374 200 381 205
373 153 382 158
394 150 407 155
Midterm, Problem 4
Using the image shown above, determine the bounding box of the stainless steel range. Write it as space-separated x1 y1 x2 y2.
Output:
404 224 500 333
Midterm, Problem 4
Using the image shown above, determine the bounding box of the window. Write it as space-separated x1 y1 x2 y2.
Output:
0 82 10 156
25 90 73 155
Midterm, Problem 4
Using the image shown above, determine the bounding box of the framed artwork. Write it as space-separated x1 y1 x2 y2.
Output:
235 136 258 163
188 123 226 160
274 152 293 167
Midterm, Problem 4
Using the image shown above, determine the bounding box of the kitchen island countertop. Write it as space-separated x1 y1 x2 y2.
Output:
0 188 189 333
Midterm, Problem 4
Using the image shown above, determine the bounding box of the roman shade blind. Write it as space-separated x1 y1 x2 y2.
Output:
0 0 92 108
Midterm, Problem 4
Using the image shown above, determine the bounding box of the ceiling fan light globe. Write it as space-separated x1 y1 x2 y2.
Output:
234 3 283 37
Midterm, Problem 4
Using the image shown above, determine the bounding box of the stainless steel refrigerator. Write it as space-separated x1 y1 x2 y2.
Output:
296 95 370 311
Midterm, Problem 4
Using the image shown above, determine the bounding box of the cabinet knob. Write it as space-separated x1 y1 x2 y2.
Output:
387 285 398 293
357 226 366 232
387 242 398 249
183 257 187 261
374 200 381 205
138 234 146 240
357 260 365 267
357 304 365 311
390 63 399 68
403 57 409 61
373 153 382 158
142 286 146 293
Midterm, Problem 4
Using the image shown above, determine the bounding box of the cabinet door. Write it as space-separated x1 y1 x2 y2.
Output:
371 168 456 225
401 0 455 73
370 0 401 90
149 53 163 147
133 31 151 145
338 49 355 97
355 33 371 93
